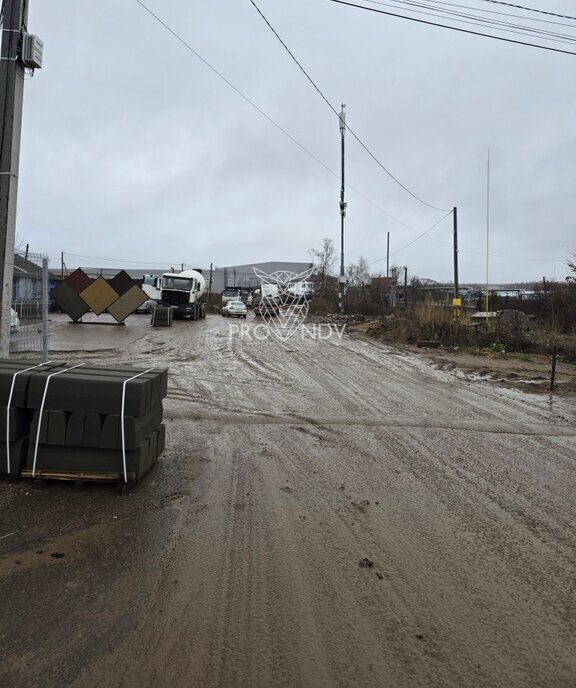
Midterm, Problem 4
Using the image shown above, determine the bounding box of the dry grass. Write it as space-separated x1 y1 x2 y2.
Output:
362 303 576 362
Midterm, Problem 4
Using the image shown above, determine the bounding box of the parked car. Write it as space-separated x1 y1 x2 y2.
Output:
222 300 247 318
253 300 279 317
135 299 157 314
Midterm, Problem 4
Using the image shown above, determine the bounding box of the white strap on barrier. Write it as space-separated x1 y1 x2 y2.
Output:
5 361 53 474
121 369 155 483
31 363 85 478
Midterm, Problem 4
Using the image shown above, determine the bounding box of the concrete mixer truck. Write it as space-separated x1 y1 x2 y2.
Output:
142 269 207 320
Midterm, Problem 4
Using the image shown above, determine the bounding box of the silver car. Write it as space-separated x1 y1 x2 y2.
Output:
222 300 247 318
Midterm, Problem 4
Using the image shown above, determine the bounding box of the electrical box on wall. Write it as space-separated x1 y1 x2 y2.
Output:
21 34 43 69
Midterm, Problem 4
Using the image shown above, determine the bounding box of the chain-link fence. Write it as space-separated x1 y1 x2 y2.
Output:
10 251 49 359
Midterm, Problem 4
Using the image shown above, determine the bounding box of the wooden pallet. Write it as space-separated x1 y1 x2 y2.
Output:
21 469 136 483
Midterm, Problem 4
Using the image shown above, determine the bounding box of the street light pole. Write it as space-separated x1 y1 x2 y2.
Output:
339 105 346 314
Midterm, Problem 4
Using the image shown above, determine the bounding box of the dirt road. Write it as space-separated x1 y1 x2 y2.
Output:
1 314 575 687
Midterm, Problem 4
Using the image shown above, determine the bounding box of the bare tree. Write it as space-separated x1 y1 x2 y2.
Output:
568 251 576 281
346 256 370 287
309 238 336 297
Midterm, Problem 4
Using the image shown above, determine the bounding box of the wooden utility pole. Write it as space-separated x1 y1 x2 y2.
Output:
386 231 390 278
339 105 346 314
404 266 408 309
0 0 29 357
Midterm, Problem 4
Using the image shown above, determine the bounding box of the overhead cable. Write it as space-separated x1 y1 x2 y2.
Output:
329 0 576 55
249 0 450 212
396 0 576 29
478 0 576 22
370 210 453 263
133 1 433 233
361 0 576 45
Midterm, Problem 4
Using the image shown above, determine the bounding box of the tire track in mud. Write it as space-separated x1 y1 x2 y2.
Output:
250 422 576 684
166 409 576 437
125 317 576 685
291 335 564 427
14 315 576 688
245 426 503 685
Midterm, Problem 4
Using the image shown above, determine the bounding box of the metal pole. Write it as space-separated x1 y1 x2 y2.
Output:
42 257 49 361
208 262 213 304
61 251 64 280
0 0 28 358
485 149 490 324
386 231 390 278
550 345 557 392
453 206 458 299
404 266 408 309
339 105 346 314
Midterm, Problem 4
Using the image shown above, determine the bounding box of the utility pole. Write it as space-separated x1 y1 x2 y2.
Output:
486 149 490 324
386 231 390 278
208 262 213 303
0 0 29 357
404 266 408 309
453 206 458 299
338 105 346 314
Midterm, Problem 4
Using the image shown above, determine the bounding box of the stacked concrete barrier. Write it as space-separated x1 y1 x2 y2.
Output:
0 361 167 483
0 361 57 476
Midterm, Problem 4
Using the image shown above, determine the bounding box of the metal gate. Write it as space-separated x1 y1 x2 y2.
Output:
10 251 49 359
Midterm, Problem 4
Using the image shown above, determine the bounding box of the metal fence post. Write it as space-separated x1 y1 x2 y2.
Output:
42 257 49 361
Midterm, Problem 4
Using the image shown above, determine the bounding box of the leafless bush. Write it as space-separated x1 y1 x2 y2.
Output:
308 297 334 315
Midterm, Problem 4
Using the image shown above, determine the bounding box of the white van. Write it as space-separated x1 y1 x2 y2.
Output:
222 288 242 305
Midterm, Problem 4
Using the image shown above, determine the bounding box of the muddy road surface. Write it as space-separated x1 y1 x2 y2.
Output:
1 313 575 687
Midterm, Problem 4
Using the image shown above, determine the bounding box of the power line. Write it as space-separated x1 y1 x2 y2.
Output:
458 248 565 263
132 1 440 236
132 0 568 270
132 2 344 178
60 244 564 272
361 0 576 45
370 210 453 263
248 0 449 212
329 0 576 55
478 0 576 22
64 252 178 266
370 220 566 263
395 0 576 29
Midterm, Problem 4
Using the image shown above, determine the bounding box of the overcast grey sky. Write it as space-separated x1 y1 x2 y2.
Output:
17 0 576 283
